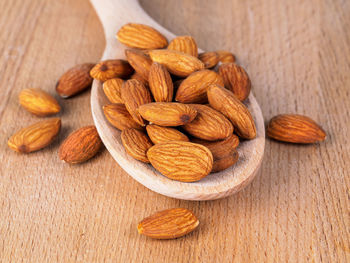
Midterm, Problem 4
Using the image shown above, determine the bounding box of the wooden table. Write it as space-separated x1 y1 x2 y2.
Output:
1 0 349 262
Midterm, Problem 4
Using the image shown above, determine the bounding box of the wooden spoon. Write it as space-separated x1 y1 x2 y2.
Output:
90 0 265 200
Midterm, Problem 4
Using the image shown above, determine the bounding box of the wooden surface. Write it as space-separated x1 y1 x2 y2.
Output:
0 0 349 262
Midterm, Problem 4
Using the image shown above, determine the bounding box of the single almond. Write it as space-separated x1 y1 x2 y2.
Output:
56 63 95 98
137 208 199 239
125 49 153 81
146 124 189 144
267 114 326 143
19 88 61 116
90 59 133 82
212 150 239 173
216 50 236 63
208 85 256 139
139 102 197 126
175 70 224 103
148 49 204 77
182 104 233 141
59 126 102 164
103 103 143 131
147 141 213 182
198 52 219 69
148 62 174 102
8 118 61 153
103 78 124 103
117 23 168 49
131 72 149 87
121 128 153 163
218 63 251 101
121 79 152 126
167 36 198 57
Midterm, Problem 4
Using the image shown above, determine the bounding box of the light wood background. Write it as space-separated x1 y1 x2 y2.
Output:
0 0 349 262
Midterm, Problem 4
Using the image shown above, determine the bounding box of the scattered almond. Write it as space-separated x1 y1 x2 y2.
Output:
198 52 219 68
148 62 174 102
146 124 189 144
90 59 133 82
167 36 198 57
103 78 124 103
103 103 143 131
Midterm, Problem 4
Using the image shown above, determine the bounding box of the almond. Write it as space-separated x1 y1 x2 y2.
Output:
218 63 251 101
212 149 239 173
8 118 61 153
117 23 168 49
121 79 152 126
102 78 124 103
175 70 224 103
103 103 143 131
182 104 233 141
137 208 199 239
148 49 204 77
148 62 174 102
59 126 102 164
146 124 189 144
267 114 326 143
208 85 256 139
56 63 95 98
198 52 219 69
191 134 239 160
131 72 149 87
147 141 213 182
19 88 61 116
167 36 198 57
216 50 236 63
121 128 153 163
125 49 152 81
139 102 197 126
90 59 133 82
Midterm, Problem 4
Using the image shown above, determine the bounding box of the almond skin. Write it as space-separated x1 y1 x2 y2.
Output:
191 134 239 160
121 128 153 163
131 72 149 87
56 63 95 98
267 114 326 143
198 52 219 69
137 208 199 239
208 85 256 139
103 103 143 131
139 102 197 126
182 104 233 141
212 149 239 173
59 126 102 164
90 59 133 82
218 63 251 101
216 50 236 63
103 78 124 104
117 23 168 49
167 36 198 57
19 88 61 116
147 141 213 182
175 70 224 103
125 49 153 81
121 79 152 126
148 62 174 102
148 49 204 77
146 124 189 144
8 118 61 153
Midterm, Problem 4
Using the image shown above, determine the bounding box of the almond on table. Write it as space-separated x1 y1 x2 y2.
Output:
167 36 198 57
90 59 133 82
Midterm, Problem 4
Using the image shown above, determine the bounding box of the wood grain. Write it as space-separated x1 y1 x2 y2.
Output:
0 0 349 262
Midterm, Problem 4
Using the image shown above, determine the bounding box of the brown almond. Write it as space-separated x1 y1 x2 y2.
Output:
121 79 152 126
219 63 251 101
139 102 197 126
267 114 326 143
19 88 61 116
198 52 219 69
182 104 233 141
117 23 168 49
103 78 124 103
125 49 153 81
90 59 133 82
137 208 199 239
121 128 153 163
146 124 189 144
103 103 143 131
8 118 61 153
212 150 239 173
167 36 198 57
147 141 213 182
56 63 95 98
148 62 174 102
208 85 256 139
175 70 224 103
148 49 204 77
216 50 236 63
131 72 149 87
